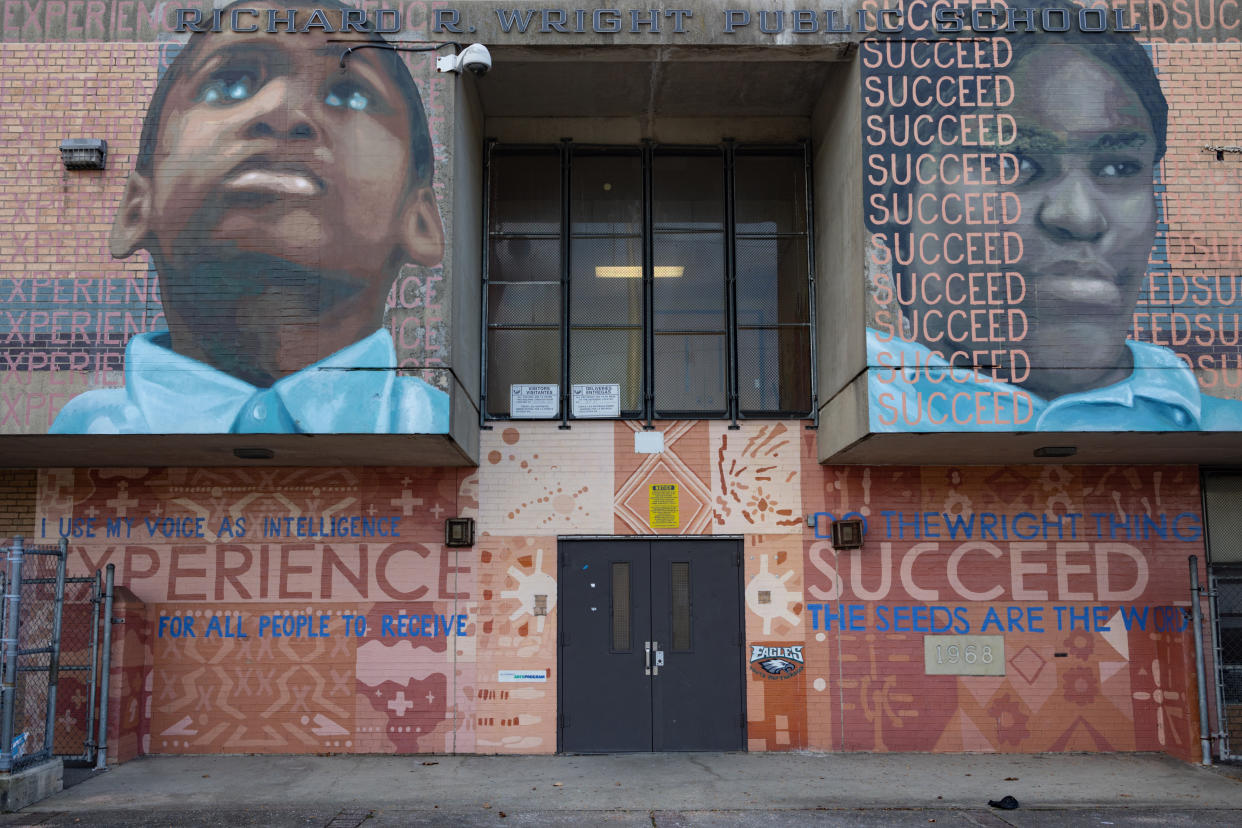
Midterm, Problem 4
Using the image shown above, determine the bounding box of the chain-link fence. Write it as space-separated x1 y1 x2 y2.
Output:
1 538 67 772
1213 571 1242 760
1 538 106 773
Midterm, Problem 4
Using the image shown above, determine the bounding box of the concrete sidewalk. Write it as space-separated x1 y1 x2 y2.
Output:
4 752 1242 826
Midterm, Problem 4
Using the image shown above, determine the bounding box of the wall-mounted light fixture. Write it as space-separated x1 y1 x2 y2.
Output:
1204 143 1241 162
831 518 864 550
445 517 475 548
59 139 107 170
1033 446 1077 458
233 447 274 460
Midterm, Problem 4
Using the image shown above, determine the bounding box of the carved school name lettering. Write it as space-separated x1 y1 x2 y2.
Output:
167 6 1146 35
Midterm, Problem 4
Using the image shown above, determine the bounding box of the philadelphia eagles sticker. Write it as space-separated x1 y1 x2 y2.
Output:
749 644 805 679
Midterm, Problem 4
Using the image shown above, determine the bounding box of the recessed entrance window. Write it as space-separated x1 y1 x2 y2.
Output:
484 143 814 422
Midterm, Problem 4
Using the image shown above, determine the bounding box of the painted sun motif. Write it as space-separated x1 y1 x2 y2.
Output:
712 423 802 530
501 547 557 633
743 486 783 524
745 554 799 634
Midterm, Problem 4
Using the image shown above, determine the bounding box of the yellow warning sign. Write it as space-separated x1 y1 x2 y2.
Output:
648 483 679 528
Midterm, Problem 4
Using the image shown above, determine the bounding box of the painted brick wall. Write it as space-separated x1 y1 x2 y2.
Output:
0 42 155 433
790 456 1206 760
0 24 457 437
1 2 1238 764
1150 41 1242 393
20 423 1208 761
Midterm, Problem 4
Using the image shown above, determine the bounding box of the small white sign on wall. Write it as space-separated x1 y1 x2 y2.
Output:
571 384 621 418
634 431 664 453
923 635 1005 676
510 384 559 418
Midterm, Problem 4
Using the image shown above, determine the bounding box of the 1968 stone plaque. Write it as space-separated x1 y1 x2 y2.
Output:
924 635 1005 676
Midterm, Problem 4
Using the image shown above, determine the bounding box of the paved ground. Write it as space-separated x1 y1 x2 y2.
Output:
4 752 1242 826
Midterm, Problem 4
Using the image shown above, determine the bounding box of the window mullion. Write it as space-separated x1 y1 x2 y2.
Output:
484 141 810 424
802 138 819 430
642 139 655 430
560 139 572 429
724 139 740 430
480 138 496 429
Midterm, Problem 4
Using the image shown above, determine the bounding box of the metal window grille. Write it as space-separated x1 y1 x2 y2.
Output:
611 562 631 652
671 562 692 652
482 141 817 426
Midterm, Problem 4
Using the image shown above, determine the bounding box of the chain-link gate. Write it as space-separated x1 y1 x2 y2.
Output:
52 570 103 764
1212 569 1242 761
0 538 105 774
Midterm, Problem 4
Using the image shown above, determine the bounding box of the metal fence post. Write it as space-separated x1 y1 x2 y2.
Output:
42 538 69 761
1 537 26 774
94 563 114 770
83 570 102 764
1190 556 1213 765
1206 573 1231 760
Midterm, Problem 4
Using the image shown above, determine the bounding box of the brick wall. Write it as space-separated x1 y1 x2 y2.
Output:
1150 41 1242 397
18 428 1209 761
0 41 155 433
2 2 1238 764
0 468 36 540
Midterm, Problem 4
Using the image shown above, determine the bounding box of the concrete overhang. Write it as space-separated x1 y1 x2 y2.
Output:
0 435 476 469
825 430 1242 466
478 44 851 119
819 375 1242 465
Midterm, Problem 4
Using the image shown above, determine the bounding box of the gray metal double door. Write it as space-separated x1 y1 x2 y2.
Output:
559 538 745 753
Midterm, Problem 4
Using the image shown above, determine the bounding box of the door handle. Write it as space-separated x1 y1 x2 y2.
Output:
645 641 652 676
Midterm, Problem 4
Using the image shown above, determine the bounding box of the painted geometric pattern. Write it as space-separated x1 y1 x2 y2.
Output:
35 423 1208 760
614 421 713 534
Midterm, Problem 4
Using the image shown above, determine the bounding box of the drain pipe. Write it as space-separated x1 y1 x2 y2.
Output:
1189 556 1212 765
94 563 115 770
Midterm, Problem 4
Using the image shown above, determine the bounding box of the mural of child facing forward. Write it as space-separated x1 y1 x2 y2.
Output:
52 0 449 434
864 1 1242 432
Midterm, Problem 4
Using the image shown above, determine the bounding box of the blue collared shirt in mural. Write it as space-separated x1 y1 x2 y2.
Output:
867 329 1242 432
50 329 449 434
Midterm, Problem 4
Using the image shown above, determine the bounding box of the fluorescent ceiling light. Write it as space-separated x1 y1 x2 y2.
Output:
595 266 684 278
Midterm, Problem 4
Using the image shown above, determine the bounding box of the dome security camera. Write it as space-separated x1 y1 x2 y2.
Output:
437 43 492 77
459 43 492 76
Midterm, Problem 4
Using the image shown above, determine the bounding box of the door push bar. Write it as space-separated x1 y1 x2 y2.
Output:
645 641 665 676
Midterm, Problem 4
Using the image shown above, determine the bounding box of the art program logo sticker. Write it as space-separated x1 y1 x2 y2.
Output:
748 644 805 679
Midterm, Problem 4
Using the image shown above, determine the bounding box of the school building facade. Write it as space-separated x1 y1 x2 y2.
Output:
2 0 1242 763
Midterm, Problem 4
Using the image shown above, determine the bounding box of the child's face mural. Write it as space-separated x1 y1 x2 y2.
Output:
110 4 443 374
903 45 1158 400
1003 46 1157 398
